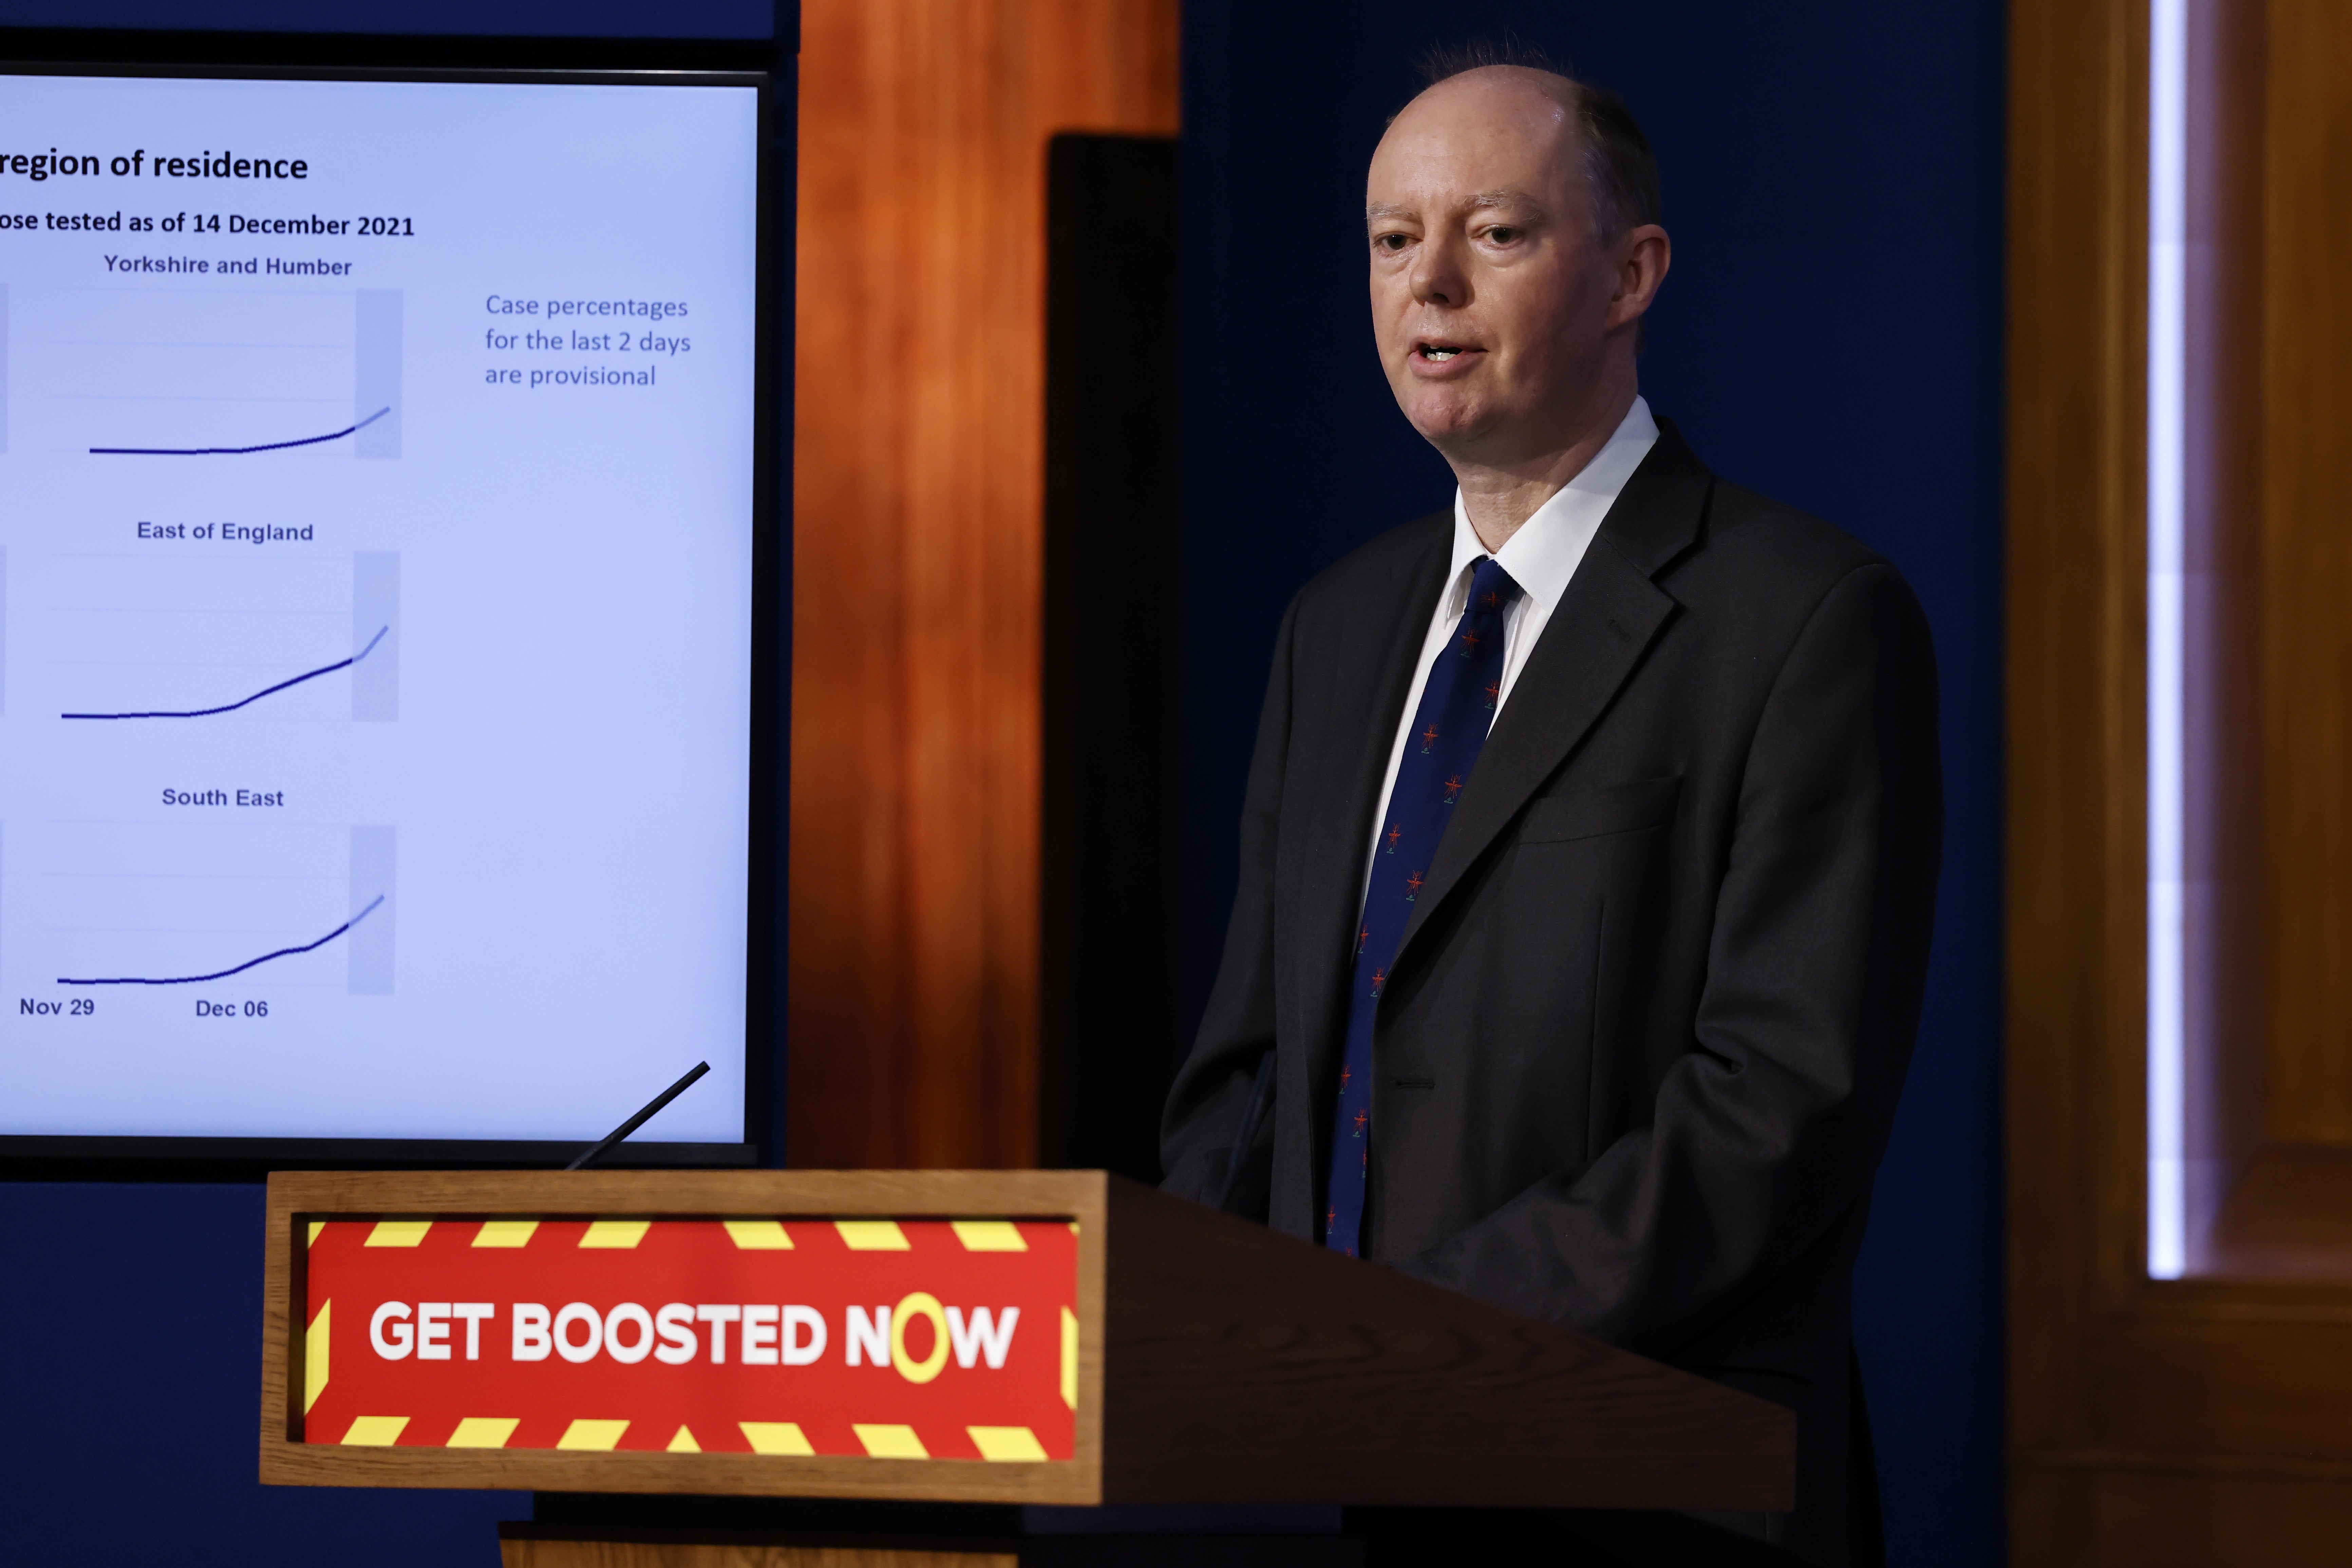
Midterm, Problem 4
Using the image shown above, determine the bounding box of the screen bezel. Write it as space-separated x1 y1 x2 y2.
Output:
0 43 786 1175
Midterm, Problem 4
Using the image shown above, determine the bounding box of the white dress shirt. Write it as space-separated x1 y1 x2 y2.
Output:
1360 396 1660 895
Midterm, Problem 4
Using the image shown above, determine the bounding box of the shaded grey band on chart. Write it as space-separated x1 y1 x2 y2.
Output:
0 283 10 454
0 545 8 716
348 826 395 995
352 551 399 721
354 290 401 459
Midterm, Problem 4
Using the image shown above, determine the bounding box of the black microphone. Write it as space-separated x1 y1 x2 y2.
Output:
1211 1049 1276 1214
565 1060 711 1170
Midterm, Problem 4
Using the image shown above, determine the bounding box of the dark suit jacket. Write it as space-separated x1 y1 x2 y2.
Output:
1160 420 1942 1565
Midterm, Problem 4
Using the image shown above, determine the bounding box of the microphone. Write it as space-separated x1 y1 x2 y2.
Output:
565 1060 711 1170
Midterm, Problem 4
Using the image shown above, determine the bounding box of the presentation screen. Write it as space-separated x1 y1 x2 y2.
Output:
0 67 769 1151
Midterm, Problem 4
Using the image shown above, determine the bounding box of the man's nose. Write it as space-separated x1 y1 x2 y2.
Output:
1410 232 1468 306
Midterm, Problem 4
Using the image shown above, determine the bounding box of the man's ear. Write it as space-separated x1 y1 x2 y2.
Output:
1610 224 1672 329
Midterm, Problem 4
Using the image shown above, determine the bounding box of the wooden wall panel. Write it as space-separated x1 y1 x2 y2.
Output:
2180 0 2274 1245
2017 1465 2352 1568
2010 1 2352 1561
2260 0 2352 1143
788 1 1180 1169
2006 0 2146 1474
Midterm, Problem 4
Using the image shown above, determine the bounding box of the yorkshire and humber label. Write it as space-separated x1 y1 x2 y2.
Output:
299 1216 1080 1461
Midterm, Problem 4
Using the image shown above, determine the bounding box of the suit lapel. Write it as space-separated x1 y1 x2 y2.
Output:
1391 422 1714 970
1292 520 1452 1102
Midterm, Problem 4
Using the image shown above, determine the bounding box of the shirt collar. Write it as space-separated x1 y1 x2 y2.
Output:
1442 394 1660 616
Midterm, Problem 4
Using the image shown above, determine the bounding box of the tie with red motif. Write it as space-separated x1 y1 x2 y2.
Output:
1323 556 1521 1256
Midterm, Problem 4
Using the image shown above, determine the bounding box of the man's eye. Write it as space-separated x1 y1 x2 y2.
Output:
1375 233 1409 252
1487 226 1521 244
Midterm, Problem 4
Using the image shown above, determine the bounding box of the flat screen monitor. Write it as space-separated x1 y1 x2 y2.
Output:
0 61 775 1161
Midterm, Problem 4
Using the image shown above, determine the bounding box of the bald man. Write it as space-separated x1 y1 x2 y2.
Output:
1161 56 1942 1567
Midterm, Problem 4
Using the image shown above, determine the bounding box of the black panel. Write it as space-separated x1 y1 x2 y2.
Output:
1039 134 1182 1182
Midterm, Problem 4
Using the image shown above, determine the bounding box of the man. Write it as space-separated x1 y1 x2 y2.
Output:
1160 54 1942 1567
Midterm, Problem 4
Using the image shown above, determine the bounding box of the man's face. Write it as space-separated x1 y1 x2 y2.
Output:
1367 70 1629 462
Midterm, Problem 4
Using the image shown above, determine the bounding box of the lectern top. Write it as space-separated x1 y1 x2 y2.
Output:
260 1169 1793 1512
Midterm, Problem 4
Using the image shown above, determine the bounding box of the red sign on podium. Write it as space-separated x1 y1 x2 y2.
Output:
299 1215 1079 1463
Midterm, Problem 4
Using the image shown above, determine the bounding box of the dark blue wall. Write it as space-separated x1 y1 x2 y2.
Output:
1 1 2003 1560
1178 5 2005 1564
0 1183 525 1562
0 4 790 1562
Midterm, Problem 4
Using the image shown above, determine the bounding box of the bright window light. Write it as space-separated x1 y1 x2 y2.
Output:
2147 0 2189 1281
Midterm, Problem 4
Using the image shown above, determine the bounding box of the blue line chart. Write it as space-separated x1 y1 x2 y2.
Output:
90 405 392 457
57 894 385 987
62 625 388 721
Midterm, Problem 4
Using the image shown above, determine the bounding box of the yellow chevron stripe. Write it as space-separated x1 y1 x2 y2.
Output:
666 1424 702 1453
1061 1305 1079 1410
556 1419 630 1450
723 1219 794 1249
578 1219 651 1249
304 1300 331 1415
967 1425 1047 1461
834 1220 909 1251
740 1421 815 1455
472 1219 539 1248
363 1219 431 1247
853 1423 928 1458
446 1417 520 1449
307 1220 324 1247
950 1220 1027 1251
341 1415 409 1446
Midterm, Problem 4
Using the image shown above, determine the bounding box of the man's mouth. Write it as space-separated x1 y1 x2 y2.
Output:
1414 341 1479 363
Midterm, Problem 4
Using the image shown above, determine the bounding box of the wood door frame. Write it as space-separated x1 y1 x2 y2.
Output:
2008 0 2352 1559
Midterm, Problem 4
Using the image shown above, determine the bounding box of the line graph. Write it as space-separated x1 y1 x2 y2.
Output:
39 824 397 998
57 894 384 986
91 404 391 456
15 285 401 458
62 625 388 720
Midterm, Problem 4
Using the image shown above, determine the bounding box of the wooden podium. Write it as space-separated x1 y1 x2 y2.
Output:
261 1170 1791 1564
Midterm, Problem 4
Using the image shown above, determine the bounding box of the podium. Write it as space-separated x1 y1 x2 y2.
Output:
261 1170 1791 1563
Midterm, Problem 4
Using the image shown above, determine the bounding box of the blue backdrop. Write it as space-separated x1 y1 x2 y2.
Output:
1 1 2003 1561
1177 4 2005 1564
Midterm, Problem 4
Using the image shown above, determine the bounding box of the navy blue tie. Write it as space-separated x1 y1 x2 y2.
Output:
1324 556 1521 1255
